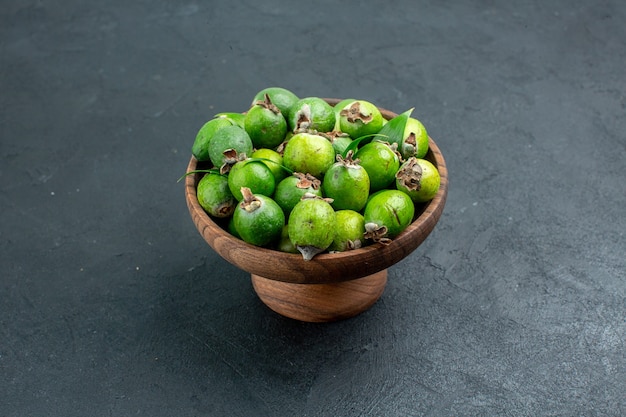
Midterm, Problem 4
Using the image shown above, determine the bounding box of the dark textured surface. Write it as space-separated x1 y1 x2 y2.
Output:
1 1 625 416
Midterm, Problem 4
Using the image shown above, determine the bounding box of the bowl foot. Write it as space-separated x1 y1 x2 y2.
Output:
251 270 388 322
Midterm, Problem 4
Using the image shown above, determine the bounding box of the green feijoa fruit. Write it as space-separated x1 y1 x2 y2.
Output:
208 125 253 173
288 196 336 260
328 210 365 252
192 117 233 162
276 225 298 253
288 97 336 133
355 140 400 192
233 188 284 247
282 132 335 179
396 157 440 203
252 87 299 118
332 98 356 131
338 100 384 139
401 117 429 159
363 189 415 243
244 94 288 149
214 112 246 128
273 172 322 216
250 148 288 183
322 152 370 212
196 172 236 218
227 159 275 201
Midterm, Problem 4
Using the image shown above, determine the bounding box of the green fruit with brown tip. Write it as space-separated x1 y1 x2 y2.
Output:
401 117 429 159
196 172 236 218
328 210 365 252
274 172 322 216
288 196 336 260
244 95 288 149
363 189 415 243
288 97 336 133
233 188 284 247
192 117 234 162
252 87 299 118
322 152 370 212
338 100 384 139
208 125 253 172
395 157 440 203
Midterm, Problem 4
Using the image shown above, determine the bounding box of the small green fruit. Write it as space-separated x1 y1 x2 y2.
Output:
322 152 370 212
395 157 440 203
288 196 336 260
274 172 322 216
208 125 253 173
251 148 288 183
363 190 415 243
214 112 246 128
288 97 336 133
282 132 335 179
276 225 298 253
244 94 288 149
328 210 365 252
252 87 299 118
227 159 275 201
196 173 236 218
192 117 233 162
233 188 284 247
402 117 429 159
338 100 384 139
355 140 400 192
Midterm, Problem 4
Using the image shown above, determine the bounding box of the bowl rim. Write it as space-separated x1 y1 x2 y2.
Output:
185 99 448 284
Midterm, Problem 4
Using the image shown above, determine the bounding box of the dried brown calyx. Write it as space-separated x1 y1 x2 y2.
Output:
335 150 361 168
219 149 246 174
253 93 281 115
294 172 321 190
293 103 312 131
364 222 392 245
319 130 350 141
239 187 262 212
395 157 423 191
339 101 373 124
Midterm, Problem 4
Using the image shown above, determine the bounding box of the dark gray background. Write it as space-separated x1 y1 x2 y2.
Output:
1 1 625 416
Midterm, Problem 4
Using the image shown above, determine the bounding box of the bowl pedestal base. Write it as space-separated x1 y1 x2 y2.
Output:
251 270 388 322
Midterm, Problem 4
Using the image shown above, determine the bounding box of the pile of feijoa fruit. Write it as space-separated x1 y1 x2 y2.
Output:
188 87 440 260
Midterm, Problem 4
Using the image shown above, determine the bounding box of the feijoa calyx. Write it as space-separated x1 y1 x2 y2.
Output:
233 187 284 247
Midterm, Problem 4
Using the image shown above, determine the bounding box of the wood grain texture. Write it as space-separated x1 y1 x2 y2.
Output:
251 270 388 322
185 100 448 284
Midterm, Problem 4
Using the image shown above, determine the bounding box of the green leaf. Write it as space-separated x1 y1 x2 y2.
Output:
177 169 222 183
375 108 414 148
341 133 389 159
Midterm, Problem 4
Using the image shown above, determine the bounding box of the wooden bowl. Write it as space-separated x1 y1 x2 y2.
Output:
185 99 448 322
